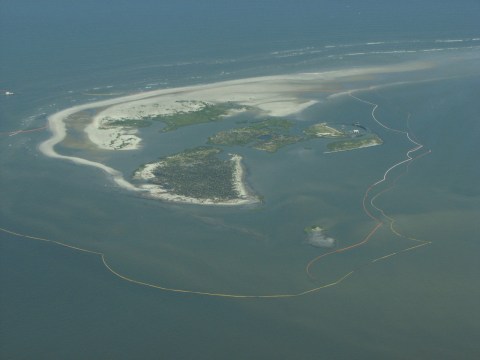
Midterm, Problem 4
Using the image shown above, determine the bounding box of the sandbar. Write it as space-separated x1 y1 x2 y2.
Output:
39 60 431 204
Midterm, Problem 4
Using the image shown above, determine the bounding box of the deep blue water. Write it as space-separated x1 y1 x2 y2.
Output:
1 1 480 359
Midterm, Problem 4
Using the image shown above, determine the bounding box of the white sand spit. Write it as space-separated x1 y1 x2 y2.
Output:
39 60 432 203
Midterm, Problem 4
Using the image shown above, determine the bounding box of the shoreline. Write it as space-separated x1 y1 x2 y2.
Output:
79 61 430 151
324 142 382 154
134 154 259 206
38 60 431 204
38 106 141 192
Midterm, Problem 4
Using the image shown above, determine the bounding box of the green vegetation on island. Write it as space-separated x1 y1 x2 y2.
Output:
252 134 303 152
151 101 248 132
138 147 240 200
303 122 383 153
208 118 301 152
326 134 383 152
208 119 382 153
103 119 153 128
100 101 249 132
304 122 346 138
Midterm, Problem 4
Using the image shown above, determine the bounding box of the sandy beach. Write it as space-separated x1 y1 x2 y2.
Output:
133 154 258 206
324 142 383 154
39 60 432 204
81 60 431 151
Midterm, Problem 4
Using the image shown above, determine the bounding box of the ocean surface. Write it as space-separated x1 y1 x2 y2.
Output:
1 1 479 359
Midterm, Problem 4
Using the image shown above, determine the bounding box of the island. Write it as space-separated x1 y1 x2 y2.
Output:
304 225 336 248
207 118 302 152
40 69 400 207
304 122 383 153
304 122 347 138
133 146 259 205
85 100 250 150
325 134 383 153
152 101 248 132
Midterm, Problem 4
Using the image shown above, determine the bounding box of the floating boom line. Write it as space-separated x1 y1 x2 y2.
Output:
1 91 432 299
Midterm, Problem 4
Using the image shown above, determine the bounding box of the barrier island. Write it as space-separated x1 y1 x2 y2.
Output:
38 63 428 205
304 122 383 153
133 147 259 205
326 134 383 153
208 118 302 152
